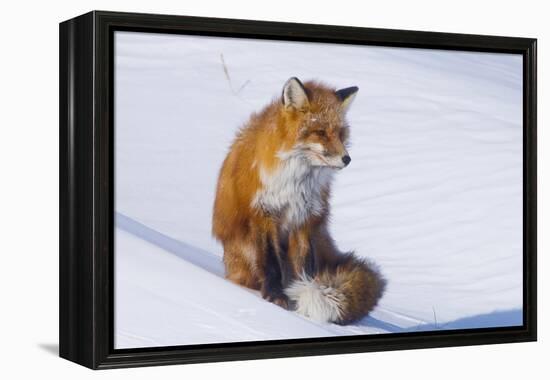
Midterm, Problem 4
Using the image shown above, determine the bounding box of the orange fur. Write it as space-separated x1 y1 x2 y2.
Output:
212 78 385 322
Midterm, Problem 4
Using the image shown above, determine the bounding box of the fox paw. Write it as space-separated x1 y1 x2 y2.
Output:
261 290 290 310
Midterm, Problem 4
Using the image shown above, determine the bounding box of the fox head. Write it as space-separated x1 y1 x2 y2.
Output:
280 77 358 169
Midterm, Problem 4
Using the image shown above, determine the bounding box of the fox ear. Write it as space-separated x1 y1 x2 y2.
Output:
335 86 359 112
282 77 309 111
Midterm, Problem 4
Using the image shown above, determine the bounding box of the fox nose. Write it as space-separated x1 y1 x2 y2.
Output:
342 155 351 166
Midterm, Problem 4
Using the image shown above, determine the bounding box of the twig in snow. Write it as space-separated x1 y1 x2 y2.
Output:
432 306 438 329
220 53 235 94
237 80 251 94
220 53 251 97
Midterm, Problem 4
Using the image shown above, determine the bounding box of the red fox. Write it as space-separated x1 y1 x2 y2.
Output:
212 77 385 324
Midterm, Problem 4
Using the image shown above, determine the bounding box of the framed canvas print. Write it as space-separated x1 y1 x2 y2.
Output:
59 11 537 369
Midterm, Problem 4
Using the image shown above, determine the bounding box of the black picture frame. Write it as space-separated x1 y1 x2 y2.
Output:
59 10 537 369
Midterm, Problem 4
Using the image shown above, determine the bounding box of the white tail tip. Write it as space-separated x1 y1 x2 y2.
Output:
285 274 344 323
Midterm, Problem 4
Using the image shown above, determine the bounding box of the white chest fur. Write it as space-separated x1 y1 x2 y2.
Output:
252 155 333 230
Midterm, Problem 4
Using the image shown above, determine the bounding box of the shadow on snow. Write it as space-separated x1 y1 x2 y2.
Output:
364 309 522 333
116 212 224 277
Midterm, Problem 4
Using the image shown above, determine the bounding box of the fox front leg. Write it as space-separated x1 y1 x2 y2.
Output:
288 227 316 280
258 233 290 309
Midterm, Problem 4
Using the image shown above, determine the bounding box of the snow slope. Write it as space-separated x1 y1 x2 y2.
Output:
114 31 523 348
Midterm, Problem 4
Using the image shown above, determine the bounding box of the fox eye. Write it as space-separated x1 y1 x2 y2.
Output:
313 130 327 138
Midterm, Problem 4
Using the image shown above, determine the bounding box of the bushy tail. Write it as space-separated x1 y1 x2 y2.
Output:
284 253 386 325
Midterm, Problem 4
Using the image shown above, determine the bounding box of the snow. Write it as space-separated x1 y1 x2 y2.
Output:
114 31 523 349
